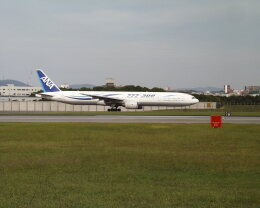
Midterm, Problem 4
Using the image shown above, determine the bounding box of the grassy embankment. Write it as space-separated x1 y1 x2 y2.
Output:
0 123 259 208
0 105 260 116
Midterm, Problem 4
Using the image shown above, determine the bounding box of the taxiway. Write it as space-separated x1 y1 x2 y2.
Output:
0 115 259 124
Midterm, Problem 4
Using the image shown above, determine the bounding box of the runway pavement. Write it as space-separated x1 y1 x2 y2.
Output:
0 115 260 123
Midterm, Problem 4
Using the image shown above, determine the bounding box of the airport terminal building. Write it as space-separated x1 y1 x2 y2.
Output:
0 84 41 96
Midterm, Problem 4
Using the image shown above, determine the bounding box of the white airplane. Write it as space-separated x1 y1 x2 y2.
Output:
36 70 199 111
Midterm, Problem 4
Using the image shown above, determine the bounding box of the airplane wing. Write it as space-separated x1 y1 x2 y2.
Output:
80 93 123 103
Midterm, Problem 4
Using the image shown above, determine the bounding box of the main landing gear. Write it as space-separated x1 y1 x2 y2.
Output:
107 104 121 112
107 108 121 112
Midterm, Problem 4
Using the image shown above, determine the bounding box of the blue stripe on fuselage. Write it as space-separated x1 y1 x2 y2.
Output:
66 96 92 100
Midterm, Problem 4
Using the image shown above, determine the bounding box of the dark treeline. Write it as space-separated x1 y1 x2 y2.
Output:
61 85 166 92
193 94 260 105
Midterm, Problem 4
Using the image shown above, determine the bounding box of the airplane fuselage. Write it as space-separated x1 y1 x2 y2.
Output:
40 91 199 108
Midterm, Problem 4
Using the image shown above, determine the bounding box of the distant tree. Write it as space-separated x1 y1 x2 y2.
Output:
79 87 93 91
150 87 165 92
192 94 260 105
88 85 166 92
60 88 74 91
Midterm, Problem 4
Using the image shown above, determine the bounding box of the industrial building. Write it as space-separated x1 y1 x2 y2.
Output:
245 86 260 95
0 84 41 96
105 78 116 87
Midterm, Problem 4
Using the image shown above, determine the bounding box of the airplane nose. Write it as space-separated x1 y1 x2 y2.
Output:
195 99 199 104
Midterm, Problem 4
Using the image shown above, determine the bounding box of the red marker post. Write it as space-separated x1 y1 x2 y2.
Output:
210 115 222 128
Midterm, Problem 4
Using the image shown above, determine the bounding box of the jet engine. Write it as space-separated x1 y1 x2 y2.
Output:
124 100 142 109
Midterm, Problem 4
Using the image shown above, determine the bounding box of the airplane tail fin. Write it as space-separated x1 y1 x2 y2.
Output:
36 69 61 92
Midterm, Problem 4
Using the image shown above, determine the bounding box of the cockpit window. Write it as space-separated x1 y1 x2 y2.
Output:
192 96 196 99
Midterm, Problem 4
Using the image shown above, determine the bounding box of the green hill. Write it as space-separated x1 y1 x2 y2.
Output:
0 79 29 86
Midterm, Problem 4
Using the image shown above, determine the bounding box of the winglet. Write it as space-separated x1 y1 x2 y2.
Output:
36 69 61 92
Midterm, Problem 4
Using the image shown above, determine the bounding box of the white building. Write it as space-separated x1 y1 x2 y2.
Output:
60 84 70 89
0 84 41 96
224 85 232 94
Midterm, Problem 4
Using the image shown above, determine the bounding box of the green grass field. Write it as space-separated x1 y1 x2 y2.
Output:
0 123 259 208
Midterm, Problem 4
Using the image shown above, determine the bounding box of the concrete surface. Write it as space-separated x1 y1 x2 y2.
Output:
0 115 259 124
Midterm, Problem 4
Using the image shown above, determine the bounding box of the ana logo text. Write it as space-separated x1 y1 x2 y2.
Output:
40 76 55 89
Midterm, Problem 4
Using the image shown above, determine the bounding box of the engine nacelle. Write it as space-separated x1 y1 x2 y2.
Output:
124 100 142 109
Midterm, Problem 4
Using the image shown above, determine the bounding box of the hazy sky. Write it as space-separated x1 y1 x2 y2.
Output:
0 0 259 89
